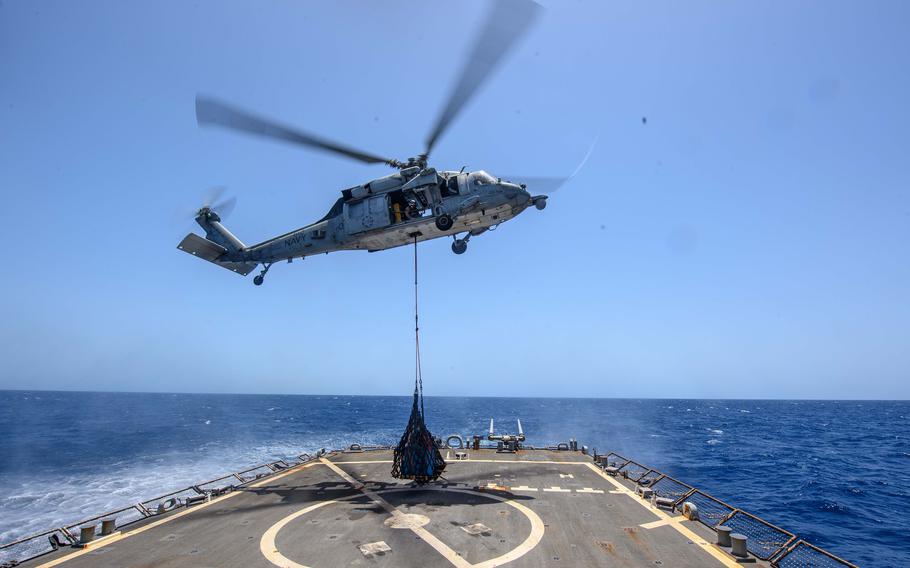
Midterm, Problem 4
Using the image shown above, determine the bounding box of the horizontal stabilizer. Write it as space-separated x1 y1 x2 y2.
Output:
177 233 258 276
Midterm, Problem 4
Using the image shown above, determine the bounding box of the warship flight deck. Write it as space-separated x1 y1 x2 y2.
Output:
9 445 842 568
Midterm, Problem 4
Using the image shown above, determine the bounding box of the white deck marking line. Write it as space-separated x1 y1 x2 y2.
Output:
584 463 741 568
559 473 574 479
260 500 337 568
34 461 321 568
640 515 687 530
338 459 588 465
609 490 625 494
321 457 470 568
260 487 546 568
542 486 571 493
450 459 586 464
318 458 546 568
576 487 604 494
512 485 538 492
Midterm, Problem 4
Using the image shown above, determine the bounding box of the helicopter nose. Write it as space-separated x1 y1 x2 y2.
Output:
502 182 526 198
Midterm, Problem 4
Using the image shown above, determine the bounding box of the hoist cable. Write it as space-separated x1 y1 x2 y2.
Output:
391 236 445 483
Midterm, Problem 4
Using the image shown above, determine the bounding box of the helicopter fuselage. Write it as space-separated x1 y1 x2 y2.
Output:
195 167 546 270
181 0 549 284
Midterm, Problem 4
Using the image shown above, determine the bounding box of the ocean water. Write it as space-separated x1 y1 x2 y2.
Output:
0 392 906 567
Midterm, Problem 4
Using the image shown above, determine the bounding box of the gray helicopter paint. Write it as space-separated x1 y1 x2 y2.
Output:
179 167 541 275
179 0 553 283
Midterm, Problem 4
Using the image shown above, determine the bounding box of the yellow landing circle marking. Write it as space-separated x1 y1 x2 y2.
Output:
34 461 321 568
339 459 590 465
259 500 337 567
259 487 545 568
584 462 741 568
275 457 546 568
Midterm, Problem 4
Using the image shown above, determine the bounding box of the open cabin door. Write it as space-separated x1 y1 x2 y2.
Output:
344 194 392 233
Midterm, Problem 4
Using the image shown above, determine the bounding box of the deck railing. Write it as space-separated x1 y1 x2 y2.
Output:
595 450 859 567
1 443 859 568
0 453 321 566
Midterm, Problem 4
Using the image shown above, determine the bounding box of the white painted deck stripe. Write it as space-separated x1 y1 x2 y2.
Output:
34 461 321 568
320 457 471 568
584 462 741 568
319 458 546 568
640 515 687 530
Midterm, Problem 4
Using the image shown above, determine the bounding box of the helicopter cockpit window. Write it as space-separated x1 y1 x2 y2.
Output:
442 175 460 197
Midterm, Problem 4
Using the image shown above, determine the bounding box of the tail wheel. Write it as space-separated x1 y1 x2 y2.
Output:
435 214 454 231
253 275 264 286
451 239 468 255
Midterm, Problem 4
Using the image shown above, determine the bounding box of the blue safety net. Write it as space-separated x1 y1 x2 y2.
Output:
774 541 855 568
650 475 693 503
723 510 794 560
685 490 735 528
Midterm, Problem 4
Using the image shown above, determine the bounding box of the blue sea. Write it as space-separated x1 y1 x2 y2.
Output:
0 392 906 567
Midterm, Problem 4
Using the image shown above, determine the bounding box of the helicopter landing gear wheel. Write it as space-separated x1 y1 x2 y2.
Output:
452 239 468 255
435 214 454 232
253 263 272 286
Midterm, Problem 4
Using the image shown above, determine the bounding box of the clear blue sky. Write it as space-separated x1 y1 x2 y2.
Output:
1 1 908 398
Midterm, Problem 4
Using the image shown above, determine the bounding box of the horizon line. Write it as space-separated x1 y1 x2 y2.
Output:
0 388 906 402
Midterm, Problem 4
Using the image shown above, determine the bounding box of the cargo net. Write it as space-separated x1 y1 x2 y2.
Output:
391 237 445 484
723 510 794 560
650 475 693 503
391 386 445 483
685 490 736 528
773 540 858 568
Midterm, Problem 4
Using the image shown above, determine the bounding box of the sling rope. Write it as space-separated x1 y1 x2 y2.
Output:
414 233 423 418
391 236 446 483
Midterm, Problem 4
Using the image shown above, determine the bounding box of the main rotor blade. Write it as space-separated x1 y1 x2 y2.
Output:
423 0 541 158
503 175 569 194
502 134 598 194
196 96 398 166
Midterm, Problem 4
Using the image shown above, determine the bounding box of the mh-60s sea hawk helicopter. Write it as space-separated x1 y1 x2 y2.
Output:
178 0 573 286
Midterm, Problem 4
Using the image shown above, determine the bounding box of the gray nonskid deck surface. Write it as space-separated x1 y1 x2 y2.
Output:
21 450 770 567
